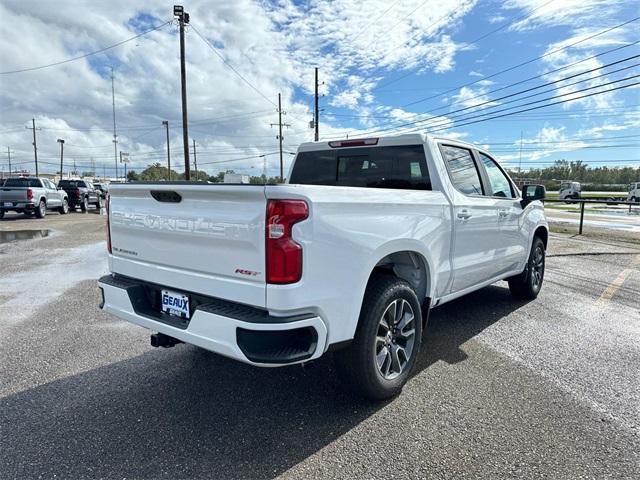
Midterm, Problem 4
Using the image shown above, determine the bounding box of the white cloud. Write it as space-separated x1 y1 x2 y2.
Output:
502 0 626 31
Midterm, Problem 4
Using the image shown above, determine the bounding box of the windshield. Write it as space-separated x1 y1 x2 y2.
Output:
3 178 42 188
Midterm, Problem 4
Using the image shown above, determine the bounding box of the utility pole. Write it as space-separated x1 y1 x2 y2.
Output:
57 139 64 181
518 130 523 174
6 147 11 175
174 5 191 179
73 158 76 176
270 93 291 182
111 66 118 180
314 67 319 141
162 120 171 180
26 118 40 176
192 139 198 180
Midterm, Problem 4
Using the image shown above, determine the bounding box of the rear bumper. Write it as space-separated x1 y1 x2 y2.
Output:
98 274 328 366
0 202 35 212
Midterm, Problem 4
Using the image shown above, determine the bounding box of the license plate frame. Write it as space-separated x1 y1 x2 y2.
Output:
3 202 12 207
161 289 190 318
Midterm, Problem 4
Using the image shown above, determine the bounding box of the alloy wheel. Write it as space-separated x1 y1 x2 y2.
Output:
374 299 416 380
531 245 545 289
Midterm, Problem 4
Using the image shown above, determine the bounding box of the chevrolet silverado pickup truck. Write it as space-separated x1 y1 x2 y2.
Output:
57 179 102 212
98 134 548 399
0 177 69 219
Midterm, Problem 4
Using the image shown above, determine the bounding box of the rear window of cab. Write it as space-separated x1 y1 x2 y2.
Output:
289 145 431 190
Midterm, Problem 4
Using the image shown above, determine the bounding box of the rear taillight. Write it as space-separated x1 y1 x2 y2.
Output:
266 199 308 284
75 188 81 197
26 188 33 200
106 194 112 254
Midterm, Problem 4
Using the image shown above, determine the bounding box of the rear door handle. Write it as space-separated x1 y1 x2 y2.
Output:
457 210 472 220
498 209 509 218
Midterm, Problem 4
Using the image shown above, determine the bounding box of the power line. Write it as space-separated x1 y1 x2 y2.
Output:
337 41 640 136
190 23 277 107
387 17 639 109
351 73 640 137
428 80 640 133
0 20 171 75
404 54 640 123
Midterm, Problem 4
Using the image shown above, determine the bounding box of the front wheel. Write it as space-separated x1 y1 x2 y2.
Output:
58 198 69 215
334 273 422 400
508 236 545 300
35 200 46 218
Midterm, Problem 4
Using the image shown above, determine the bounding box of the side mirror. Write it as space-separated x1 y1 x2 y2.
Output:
521 184 545 208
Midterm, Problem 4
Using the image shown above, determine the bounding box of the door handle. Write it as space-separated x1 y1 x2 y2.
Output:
457 210 472 220
498 209 509 218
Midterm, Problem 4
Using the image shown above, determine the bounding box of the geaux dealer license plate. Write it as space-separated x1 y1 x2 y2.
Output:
161 289 190 318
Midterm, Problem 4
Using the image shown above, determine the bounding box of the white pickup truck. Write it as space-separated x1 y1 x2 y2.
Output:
99 134 548 399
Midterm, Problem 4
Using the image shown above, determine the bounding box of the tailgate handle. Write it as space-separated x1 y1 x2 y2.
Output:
150 190 182 203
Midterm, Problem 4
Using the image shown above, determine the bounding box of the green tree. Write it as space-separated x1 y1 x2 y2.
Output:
138 163 181 181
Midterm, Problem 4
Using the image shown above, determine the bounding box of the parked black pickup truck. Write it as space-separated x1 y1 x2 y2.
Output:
57 179 102 212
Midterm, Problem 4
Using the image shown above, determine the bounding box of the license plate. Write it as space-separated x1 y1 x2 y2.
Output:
161 289 190 318
3 202 12 207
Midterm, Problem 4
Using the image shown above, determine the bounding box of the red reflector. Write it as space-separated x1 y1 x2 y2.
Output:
106 194 112 254
266 199 308 284
328 138 379 148
26 188 33 200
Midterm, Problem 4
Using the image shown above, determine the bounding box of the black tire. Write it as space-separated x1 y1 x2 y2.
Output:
35 200 46 218
95 198 102 209
508 236 546 300
334 273 422 401
80 196 89 212
58 198 69 215
0 210 4 219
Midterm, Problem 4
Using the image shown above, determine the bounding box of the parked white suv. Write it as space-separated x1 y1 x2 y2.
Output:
98 134 548 399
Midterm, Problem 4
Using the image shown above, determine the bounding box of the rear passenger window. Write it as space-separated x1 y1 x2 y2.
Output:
439 145 483 195
479 153 514 198
290 145 431 190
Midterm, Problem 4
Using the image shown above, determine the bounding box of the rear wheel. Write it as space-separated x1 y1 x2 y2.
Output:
80 196 89 212
35 200 46 218
334 273 422 400
58 198 69 215
0 210 4 219
508 236 545 300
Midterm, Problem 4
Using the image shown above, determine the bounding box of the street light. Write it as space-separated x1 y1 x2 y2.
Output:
162 120 171 181
57 139 65 181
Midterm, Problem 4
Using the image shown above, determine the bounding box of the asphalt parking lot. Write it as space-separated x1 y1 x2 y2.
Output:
1 212 638 479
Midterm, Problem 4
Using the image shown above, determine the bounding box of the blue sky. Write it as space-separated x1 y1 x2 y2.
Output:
0 0 638 177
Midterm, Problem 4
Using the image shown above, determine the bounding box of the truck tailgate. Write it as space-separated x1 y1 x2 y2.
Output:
108 184 267 307
0 188 29 203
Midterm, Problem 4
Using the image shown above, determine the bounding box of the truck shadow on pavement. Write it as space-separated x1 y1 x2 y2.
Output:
1 285 529 479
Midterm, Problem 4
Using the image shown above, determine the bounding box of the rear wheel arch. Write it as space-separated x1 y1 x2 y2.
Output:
370 250 431 303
